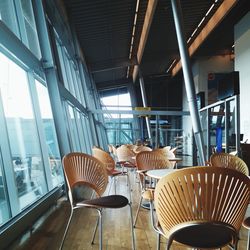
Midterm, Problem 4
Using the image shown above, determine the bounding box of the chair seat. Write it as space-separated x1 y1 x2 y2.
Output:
109 169 123 176
76 195 129 209
117 161 135 168
171 223 236 248
243 217 250 229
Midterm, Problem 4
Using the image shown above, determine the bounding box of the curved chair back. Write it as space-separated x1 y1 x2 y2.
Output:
155 166 250 249
133 145 152 154
210 152 249 175
116 145 136 164
136 151 172 171
63 152 108 199
92 147 115 175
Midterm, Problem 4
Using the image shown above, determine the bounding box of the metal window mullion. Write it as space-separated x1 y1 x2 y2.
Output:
225 100 229 153
0 93 20 216
13 0 29 46
85 117 95 151
32 0 70 156
72 109 81 151
235 95 240 154
27 72 53 190
207 109 211 159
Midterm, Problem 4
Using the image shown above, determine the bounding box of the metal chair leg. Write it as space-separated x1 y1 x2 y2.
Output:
133 195 143 227
59 208 74 250
247 230 250 250
157 233 161 250
126 173 132 203
108 176 114 195
91 216 99 244
128 203 136 250
97 209 103 250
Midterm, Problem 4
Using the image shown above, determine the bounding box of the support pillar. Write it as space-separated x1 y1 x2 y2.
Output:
139 71 152 141
171 0 205 164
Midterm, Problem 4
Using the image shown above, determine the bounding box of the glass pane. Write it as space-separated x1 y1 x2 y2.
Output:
228 100 237 153
0 52 47 210
65 104 81 151
35 80 63 187
0 0 20 37
0 154 10 226
20 0 41 58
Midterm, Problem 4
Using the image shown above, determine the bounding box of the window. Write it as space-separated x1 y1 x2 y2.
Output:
0 52 47 210
20 0 41 58
0 1 20 37
35 80 63 187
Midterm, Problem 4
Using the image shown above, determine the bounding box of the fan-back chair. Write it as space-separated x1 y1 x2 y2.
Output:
60 152 135 250
92 147 130 199
134 151 172 225
210 152 249 175
155 166 250 250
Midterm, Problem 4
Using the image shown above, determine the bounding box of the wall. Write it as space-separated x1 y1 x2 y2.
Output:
235 12 250 142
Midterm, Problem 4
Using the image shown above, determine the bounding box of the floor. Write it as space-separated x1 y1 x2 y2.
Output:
10 169 249 250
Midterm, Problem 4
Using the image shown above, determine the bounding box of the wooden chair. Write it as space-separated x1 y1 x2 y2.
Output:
92 147 130 199
133 151 172 228
60 152 135 250
133 145 152 154
210 152 249 175
154 166 250 250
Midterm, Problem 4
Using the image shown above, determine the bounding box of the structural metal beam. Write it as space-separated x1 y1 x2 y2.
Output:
132 0 158 82
171 0 205 165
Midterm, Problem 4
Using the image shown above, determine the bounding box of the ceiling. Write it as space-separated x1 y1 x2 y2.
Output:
62 0 250 91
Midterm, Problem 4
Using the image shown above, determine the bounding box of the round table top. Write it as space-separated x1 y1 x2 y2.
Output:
146 169 176 179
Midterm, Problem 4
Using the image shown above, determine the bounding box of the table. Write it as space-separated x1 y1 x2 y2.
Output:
168 157 182 168
146 169 176 179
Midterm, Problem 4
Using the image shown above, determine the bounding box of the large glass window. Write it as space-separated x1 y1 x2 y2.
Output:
0 1 20 37
35 80 63 187
20 0 41 58
0 53 47 210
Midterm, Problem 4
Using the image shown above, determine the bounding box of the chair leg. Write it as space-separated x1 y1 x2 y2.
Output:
126 173 132 203
247 230 250 250
97 209 103 250
128 203 136 250
108 177 114 195
157 233 161 250
59 208 73 250
91 216 99 244
133 195 143 227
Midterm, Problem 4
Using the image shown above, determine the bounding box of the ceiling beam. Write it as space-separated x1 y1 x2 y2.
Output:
171 0 237 76
132 0 158 82
90 57 137 73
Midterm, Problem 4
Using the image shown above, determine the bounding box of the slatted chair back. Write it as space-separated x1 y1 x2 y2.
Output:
136 151 172 172
153 148 176 168
210 152 249 175
155 166 250 249
92 147 115 175
63 152 108 200
133 145 152 154
116 145 136 165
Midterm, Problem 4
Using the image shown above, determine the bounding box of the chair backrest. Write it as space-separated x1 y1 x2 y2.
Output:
153 148 176 167
155 166 250 247
210 152 249 175
62 152 108 200
133 145 152 154
92 147 116 174
136 151 172 171
116 145 136 164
